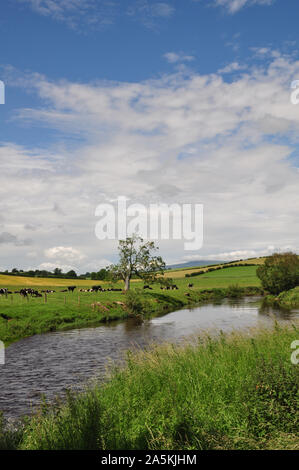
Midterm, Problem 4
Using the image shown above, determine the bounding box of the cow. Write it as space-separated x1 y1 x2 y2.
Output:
67 286 76 292
20 289 28 297
0 313 12 320
32 290 42 297
92 286 102 292
143 285 153 290
188 283 194 288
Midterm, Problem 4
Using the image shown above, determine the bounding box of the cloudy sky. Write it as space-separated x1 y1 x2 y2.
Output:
0 0 299 272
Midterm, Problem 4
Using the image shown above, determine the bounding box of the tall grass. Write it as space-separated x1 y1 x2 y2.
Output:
2 323 298 450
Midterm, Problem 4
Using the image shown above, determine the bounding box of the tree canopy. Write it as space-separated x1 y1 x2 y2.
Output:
106 234 165 290
257 252 299 295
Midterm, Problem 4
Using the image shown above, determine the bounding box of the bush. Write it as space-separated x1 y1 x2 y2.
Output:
124 290 146 316
227 284 244 298
257 252 299 295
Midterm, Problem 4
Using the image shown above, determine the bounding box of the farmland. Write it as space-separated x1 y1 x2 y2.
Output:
0 265 261 345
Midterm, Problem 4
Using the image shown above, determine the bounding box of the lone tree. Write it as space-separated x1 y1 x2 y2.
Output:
107 234 166 291
257 252 299 295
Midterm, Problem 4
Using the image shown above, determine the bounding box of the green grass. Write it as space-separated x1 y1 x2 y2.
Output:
263 287 299 310
0 285 182 346
190 265 260 287
278 287 299 309
0 266 261 345
2 323 298 450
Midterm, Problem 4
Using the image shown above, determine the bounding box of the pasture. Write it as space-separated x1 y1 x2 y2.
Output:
164 259 264 278
0 265 261 345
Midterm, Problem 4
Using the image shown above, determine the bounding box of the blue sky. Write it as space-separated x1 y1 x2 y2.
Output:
1 0 299 148
0 0 299 272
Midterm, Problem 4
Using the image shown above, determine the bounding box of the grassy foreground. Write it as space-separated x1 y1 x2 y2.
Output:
0 266 261 345
1 323 298 450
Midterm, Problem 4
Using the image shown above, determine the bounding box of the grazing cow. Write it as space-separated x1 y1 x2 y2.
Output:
19 288 43 297
67 286 76 292
188 283 194 288
143 285 153 290
20 289 28 297
171 285 179 290
0 313 12 320
92 286 102 292
32 290 42 297
0 288 8 295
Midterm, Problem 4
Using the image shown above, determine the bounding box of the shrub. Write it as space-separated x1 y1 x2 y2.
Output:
257 252 299 295
124 290 146 316
227 284 244 298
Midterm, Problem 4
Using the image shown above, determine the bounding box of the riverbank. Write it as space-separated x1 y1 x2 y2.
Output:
0 284 263 345
263 287 299 310
1 323 298 450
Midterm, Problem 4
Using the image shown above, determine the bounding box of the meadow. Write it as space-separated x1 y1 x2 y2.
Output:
1 323 298 450
0 266 261 345
164 258 264 278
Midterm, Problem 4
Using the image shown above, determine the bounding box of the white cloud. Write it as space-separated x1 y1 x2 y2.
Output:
1 52 299 271
213 0 274 14
218 62 247 74
164 52 195 64
38 262 77 272
183 245 299 262
45 246 85 262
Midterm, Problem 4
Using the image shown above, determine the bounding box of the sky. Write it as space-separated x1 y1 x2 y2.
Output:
0 0 299 273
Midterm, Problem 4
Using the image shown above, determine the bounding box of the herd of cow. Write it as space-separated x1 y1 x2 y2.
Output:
0 287 57 298
159 283 194 290
0 285 123 298
78 287 122 293
0 283 194 298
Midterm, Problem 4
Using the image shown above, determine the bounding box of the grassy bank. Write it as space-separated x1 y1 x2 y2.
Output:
277 287 299 309
1 323 298 450
262 287 299 310
0 266 261 345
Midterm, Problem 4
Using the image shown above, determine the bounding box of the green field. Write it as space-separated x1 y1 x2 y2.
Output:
2 323 298 450
0 266 261 345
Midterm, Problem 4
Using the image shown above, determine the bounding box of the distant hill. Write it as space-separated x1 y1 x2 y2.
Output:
166 260 224 270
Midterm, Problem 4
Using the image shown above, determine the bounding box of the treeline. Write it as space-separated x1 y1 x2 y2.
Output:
185 263 258 278
0 267 112 281
0 268 84 280
90 269 111 281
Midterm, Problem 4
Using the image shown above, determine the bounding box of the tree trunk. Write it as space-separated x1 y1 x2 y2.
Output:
124 276 130 291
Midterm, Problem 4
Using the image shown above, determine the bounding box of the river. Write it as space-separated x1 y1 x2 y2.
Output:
0 297 298 420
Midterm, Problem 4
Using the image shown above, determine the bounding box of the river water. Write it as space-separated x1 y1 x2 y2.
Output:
0 297 298 420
